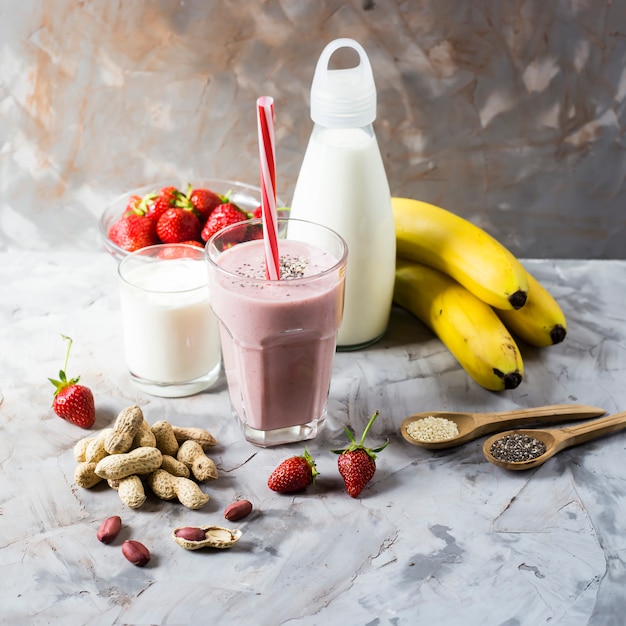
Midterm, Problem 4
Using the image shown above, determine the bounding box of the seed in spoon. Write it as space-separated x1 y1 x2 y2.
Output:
489 433 546 463
406 416 459 442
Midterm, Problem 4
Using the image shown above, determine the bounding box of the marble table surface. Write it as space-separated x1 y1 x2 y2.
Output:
2 250 626 626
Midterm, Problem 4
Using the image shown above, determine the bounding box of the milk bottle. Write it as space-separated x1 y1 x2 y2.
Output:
290 38 395 349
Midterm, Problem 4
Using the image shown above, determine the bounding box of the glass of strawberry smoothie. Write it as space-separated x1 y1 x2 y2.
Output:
118 243 221 397
206 218 347 447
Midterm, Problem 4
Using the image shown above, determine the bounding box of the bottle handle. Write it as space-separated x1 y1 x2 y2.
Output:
315 38 373 80
310 38 377 127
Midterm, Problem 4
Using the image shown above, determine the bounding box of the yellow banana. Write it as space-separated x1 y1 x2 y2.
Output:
392 197 528 310
495 271 567 347
394 258 524 391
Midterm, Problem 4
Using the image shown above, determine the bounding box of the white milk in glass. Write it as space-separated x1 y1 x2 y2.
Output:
119 255 221 397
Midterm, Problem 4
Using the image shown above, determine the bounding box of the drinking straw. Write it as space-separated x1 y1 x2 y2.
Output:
256 96 281 280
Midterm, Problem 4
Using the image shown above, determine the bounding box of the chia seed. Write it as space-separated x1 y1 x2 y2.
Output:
279 254 308 279
489 433 546 463
235 254 308 280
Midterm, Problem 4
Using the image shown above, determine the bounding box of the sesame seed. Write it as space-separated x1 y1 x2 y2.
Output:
406 416 459 442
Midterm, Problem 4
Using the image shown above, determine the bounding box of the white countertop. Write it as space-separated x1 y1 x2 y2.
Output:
2 251 626 625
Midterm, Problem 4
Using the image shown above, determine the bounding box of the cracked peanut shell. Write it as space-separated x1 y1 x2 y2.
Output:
172 525 242 550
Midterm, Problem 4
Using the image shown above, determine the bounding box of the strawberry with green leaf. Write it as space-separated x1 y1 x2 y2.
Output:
267 449 318 493
49 336 96 429
332 410 388 498
187 184 228 222
145 186 181 223
124 194 144 214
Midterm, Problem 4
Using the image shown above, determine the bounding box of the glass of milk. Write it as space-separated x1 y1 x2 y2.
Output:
206 218 347 447
118 244 221 397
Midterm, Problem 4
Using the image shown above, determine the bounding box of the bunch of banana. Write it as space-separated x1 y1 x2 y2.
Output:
392 197 567 391
395 259 524 390
494 272 567 347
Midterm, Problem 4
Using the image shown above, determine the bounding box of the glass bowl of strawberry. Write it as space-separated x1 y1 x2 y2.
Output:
99 179 285 261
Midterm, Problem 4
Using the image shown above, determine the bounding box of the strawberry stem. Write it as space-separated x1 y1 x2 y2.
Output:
359 410 380 445
61 335 73 374
49 335 80 397
344 428 357 444
331 410 388 456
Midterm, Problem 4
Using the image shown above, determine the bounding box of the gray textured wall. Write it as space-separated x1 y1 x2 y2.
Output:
1 0 624 258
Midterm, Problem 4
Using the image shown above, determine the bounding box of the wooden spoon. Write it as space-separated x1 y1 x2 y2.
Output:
400 404 605 450
482 411 626 470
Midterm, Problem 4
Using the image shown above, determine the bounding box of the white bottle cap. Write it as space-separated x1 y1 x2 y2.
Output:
310 38 377 128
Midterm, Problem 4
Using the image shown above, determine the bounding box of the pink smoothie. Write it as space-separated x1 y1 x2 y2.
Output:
210 238 345 433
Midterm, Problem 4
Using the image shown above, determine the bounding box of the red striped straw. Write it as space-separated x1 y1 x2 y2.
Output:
256 96 280 281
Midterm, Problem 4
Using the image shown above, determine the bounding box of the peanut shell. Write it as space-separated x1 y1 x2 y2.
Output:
105 406 144 454
73 436 94 462
160 454 191 478
172 425 218 449
177 440 218 482
95 446 162 480
172 475 209 510
172 526 242 550
151 420 179 456
74 462 103 489
117 475 147 509
85 429 112 463
132 419 157 448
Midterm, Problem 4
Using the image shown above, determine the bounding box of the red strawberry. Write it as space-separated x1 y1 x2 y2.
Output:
145 186 181 222
156 241 204 260
156 207 201 243
332 411 388 498
124 194 143 214
108 213 159 252
49 335 95 429
201 202 249 242
252 205 262 219
187 185 227 222
267 449 318 493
